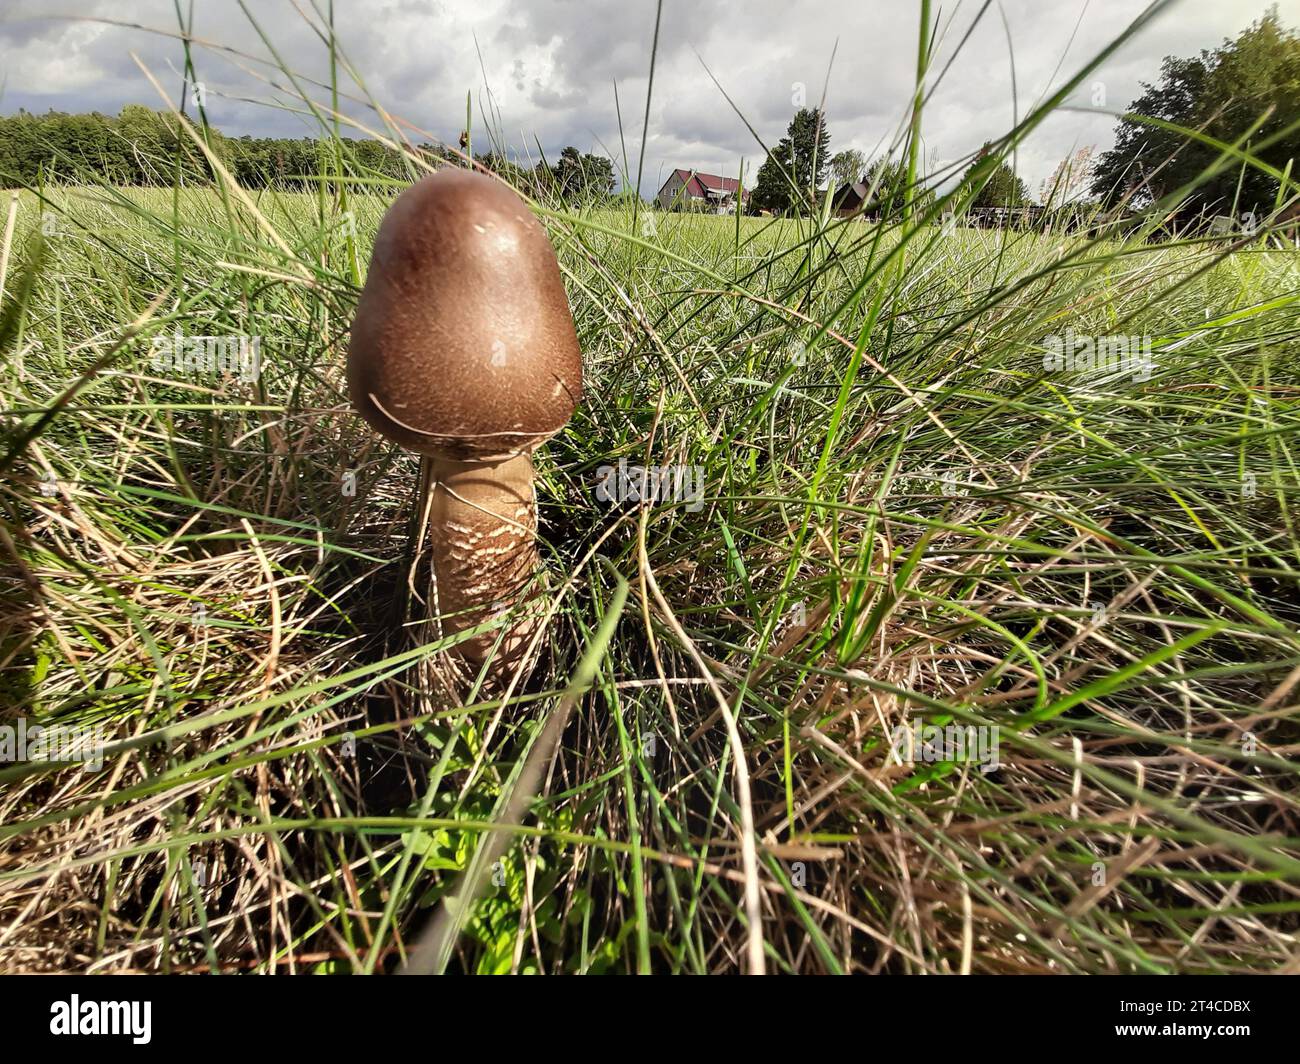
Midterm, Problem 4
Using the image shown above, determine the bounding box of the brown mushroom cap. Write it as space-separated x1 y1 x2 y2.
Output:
348 169 582 461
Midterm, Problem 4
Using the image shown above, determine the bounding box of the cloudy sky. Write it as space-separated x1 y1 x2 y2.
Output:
1 0 1293 198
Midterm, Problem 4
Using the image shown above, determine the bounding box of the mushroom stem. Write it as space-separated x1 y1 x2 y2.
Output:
427 452 540 660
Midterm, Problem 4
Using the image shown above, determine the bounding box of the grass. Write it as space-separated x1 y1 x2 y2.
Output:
1 4 1299 974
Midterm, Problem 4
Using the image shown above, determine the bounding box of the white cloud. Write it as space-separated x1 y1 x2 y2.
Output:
1 0 1296 197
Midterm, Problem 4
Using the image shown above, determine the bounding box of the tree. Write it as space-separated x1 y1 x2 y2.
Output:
552 146 615 203
789 107 831 201
475 151 531 189
958 142 1031 208
528 159 557 198
829 148 866 189
750 139 793 213
1091 9 1300 219
1041 146 1095 208
750 108 831 214
861 157 936 218
112 105 169 183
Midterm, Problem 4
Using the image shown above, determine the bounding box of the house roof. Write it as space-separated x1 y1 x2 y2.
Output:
659 168 748 200
832 181 870 208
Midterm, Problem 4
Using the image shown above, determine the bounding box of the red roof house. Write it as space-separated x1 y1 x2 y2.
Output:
655 169 748 212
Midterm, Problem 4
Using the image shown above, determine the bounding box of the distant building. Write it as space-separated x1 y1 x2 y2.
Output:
656 169 748 213
831 181 871 218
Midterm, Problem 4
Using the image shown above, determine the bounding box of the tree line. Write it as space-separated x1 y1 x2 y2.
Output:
748 9 1296 226
0 104 616 202
747 105 1028 219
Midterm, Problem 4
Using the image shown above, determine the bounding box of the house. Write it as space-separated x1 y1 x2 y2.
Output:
831 181 871 218
655 169 748 213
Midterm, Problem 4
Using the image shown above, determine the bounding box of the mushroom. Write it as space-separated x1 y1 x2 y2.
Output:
348 169 582 662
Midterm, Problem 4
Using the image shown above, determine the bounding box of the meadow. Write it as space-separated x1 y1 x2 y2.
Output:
0 170 1298 973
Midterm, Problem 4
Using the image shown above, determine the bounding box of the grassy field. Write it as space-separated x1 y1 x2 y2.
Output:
0 159 1298 973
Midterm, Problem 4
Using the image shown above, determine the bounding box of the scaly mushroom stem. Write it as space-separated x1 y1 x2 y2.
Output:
428 452 540 661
